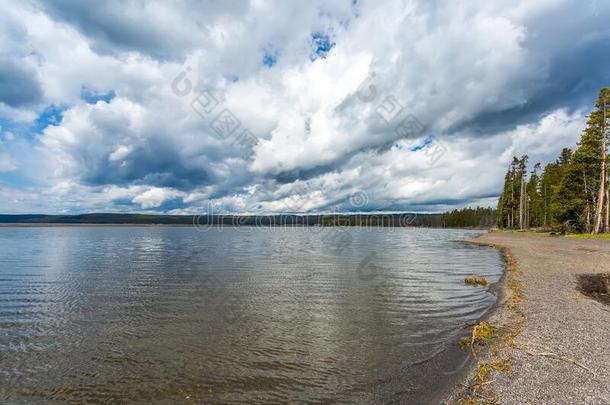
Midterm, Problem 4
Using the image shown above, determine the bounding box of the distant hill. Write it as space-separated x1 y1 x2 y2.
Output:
0 213 447 227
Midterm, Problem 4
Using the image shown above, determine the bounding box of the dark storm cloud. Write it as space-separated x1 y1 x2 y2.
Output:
82 141 212 189
0 59 43 107
39 0 184 60
273 163 340 183
37 0 249 61
451 4 610 136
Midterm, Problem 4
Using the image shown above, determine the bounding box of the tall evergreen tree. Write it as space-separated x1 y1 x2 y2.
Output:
517 155 528 230
497 168 512 228
496 155 528 230
540 148 571 228
552 118 603 232
592 88 610 234
527 163 542 228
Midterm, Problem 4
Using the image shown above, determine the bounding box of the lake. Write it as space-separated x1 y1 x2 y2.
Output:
0 226 503 404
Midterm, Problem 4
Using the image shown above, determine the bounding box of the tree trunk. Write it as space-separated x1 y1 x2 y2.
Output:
582 166 591 233
519 177 523 230
525 194 529 229
593 158 606 234
593 93 607 234
604 184 610 233
543 183 547 227
510 173 515 229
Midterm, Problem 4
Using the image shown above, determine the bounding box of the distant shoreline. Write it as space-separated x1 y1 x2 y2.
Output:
0 213 437 227
0 223 491 230
0 210 496 229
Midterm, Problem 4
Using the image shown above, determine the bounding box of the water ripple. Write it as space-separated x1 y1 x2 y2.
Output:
0 227 503 404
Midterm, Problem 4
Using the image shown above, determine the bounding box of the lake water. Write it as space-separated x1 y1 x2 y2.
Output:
0 226 503 404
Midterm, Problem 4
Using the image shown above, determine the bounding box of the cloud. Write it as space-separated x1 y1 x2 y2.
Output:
0 143 17 172
35 0 238 61
0 0 608 214
131 187 184 209
0 59 44 108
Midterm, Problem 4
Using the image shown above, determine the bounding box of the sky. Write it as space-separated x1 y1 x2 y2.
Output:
0 0 608 214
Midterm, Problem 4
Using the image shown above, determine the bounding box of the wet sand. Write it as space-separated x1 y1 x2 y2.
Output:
446 232 610 404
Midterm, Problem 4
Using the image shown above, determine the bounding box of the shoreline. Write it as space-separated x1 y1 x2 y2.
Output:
435 237 512 404
442 235 516 404
444 232 610 404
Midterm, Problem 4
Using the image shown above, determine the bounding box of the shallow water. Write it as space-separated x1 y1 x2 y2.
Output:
0 226 503 404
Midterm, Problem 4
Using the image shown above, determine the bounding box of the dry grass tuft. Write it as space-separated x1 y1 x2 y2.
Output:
464 276 489 286
460 321 497 356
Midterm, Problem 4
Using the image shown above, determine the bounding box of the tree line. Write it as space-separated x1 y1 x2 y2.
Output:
441 207 496 228
497 88 610 233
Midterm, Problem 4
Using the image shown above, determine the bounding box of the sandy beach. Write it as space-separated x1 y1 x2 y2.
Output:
447 232 610 404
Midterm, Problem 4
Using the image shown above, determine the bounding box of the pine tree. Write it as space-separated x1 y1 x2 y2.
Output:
527 163 542 228
497 168 512 228
496 87 609 233
540 149 571 228
517 155 528 230
496 155 528 230
592 88 610 234
553 119 603 232
442 207 496 228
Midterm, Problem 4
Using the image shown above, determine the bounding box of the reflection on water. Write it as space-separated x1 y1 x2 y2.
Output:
0 227 502 404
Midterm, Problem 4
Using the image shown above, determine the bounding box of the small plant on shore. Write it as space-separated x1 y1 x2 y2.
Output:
460 321 497 355
465 363 501 404
464 276 489 286
476 362 492 384
459 399 499 405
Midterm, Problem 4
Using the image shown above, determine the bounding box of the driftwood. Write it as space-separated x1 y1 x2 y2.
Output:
516 345 597 378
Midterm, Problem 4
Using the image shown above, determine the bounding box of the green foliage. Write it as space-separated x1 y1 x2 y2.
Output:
497 88 610 233
539 149 571 228
496 155 528 228
526 162 543 227
441 207 496 228
567 233 610 239
552 91 608 232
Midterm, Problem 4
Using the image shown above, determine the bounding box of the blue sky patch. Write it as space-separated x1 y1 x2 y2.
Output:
410 137 434 152
35 104 67 133
0 171 39 188
0 104 67 141
0 117 20 136
310 32 335 60
80 86 116 104
263 51 277 68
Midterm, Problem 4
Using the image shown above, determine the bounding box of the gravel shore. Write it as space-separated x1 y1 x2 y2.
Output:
445 232 610 404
